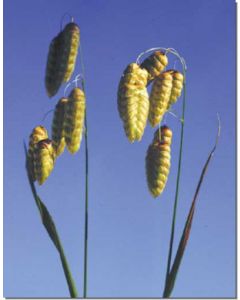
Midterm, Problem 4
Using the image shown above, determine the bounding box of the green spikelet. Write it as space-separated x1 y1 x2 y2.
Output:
52 97 68 157
45 22 80 97
148 71 173 127
167 69 184 109
140 51 168 82
146 126 172 198
45 32 65 97
34 139 56 185
117 63 149 142
64 88 85 154
27 126 48 181
62 23 80 82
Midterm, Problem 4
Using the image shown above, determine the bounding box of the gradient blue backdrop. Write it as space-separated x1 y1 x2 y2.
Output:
4 0 236 297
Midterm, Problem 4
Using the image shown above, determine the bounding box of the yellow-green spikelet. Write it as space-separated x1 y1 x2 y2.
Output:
33 139 56 185
27 126 48 181
146 126 172 197
45 32 65 97
167 69 184 109
148 71 173 127
140 51 168 82
45 22 80 97
51 97 68 157
62 23 80 82
117 63 149 142
64 88 85 154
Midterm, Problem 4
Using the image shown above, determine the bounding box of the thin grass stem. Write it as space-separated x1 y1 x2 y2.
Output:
79 39 89 299
163 65 187 295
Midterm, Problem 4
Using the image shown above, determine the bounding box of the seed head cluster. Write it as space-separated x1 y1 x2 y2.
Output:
117 50 184 197
27 21 84 185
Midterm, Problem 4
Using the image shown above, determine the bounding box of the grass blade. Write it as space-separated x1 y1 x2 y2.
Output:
163 116 221 297
24 142 78 298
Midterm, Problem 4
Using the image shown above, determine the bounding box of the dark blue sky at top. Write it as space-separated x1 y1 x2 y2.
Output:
4 0 236 298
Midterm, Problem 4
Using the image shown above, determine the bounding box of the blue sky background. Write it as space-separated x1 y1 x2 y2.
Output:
4 0 236 298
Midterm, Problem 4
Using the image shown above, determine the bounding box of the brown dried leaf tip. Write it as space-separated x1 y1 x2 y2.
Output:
146 126 172 197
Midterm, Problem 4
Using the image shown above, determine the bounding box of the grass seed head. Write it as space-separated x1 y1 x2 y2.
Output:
64 87 85 154
52 97 68 157
27 126 48 181
146 126 172 197
117 63 149 142
140 51 168 82
167 69 184 109
148 71 173 127
45 22 80 97
33 138 56 185
62 23 80 82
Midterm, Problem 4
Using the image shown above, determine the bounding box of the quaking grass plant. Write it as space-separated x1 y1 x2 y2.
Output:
25 15 89 298
24 14 220 298
118 47 220 297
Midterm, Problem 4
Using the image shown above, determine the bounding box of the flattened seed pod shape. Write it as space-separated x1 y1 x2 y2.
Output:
62 23 80 82
27 126 48 181
146 126 172 198
45 22 80 97
64 88 85 154
34 139 56 185
140 51 168 82
148 71 173 127
52 98 68 157
45 32 66 97
117 63 149 142
167 70 184 109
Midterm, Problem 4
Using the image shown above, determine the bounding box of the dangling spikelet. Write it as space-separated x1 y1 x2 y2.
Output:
117 63 149 142
64 88 85 154
146 126 172 197
45 33 65 97
52 97 68 157
148 71 173 127
34 139 56 185
140 51 168 82
62 23 80 82
167 70 184 109
27 126 48 181
45 22 80 97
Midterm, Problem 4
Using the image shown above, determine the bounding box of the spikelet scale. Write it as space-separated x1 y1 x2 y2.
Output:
118 63 149 142
146 126 172 197
141 51 168 82
64 88 85 154
34 139 56 185
148 71 173 127
52 98 68 157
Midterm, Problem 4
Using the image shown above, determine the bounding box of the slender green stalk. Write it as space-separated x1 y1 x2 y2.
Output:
24 143 78 298
79 41 89 298
83 112 89 299
163 68 187 294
